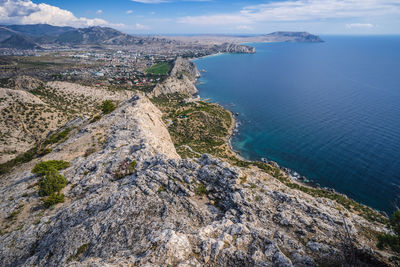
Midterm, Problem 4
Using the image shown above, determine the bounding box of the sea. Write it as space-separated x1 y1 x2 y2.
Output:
194 36 400 215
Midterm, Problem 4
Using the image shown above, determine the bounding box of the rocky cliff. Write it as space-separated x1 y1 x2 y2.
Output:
150 57 200 97
0 92 392 266
214 43 256 54
261 32 323 43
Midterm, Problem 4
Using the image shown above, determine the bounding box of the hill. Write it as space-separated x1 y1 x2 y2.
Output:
263 31 324 42
2 24 74 37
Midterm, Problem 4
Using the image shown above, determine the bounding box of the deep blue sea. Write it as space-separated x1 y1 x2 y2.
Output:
194 36 400 214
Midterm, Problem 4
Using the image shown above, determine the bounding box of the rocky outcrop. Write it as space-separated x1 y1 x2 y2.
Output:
262 32 324 43
150 57 200 97
170 57 200 82
0 95 390 266
214 43 256 54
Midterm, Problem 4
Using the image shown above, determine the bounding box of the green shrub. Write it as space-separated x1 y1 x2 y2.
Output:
90 114 102 123
67 243 90 262
39 171 68 197
377 210 400 253
195 184 207 196
128 160 136 173
44 128 70 145
32 160 70 175
157 185 166 193
43 193 65 208
32 160 69 208
101 100 116 114
114 160 136 179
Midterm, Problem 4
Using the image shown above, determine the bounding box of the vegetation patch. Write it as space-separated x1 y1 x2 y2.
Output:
67 243 91 262
38 171 68 197
151 94 234 159
90 114 102 123
44 128 70 145
101 100 116 114
43 193 65 208
157 185 166 193
195 184 207 196
32 160 69 208
377 210 400 257
7 204 24 220
146 62 172 75
32 160 70 176
114 159 136 179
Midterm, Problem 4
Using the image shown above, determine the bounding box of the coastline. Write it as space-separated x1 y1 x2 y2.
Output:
191 59 388 218
193 60 309 182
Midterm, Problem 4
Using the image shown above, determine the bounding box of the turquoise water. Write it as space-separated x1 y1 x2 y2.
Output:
194 36 400 214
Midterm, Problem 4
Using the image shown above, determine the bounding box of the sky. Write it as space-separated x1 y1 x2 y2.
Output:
1 0 400 35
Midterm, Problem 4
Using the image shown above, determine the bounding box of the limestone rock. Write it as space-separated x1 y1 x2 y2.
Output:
150 57 199 97
0 95 391 266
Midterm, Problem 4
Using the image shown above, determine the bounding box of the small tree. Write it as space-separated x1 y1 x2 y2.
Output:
377 210 400 254
101 100 116 114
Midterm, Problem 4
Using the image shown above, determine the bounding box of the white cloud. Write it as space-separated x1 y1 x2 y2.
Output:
179 0 400 25
346 23 374 28
126 10 133 14
0 0 116 27
135 23 149 30
96 9 103 15
236 25 253 31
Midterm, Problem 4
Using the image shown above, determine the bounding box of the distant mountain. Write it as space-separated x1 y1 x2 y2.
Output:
0 24 323 50
54 26 140 45
263 31 323 42
0 29 42 49
2 24 74 37
0 24 171 49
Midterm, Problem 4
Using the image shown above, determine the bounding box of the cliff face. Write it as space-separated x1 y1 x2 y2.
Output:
150 57 200 97
0 93 391 266
261 32 324 43
214 43 256 54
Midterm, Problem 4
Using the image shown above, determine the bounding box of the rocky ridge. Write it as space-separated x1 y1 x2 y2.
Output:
214 43 256 54
0 91 392 266
150 57 200 97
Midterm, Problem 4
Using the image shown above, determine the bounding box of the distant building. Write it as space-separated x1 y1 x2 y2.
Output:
94 72 104 77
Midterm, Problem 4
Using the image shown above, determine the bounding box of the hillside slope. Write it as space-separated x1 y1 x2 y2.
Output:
0 76 134 163
0 93 392 266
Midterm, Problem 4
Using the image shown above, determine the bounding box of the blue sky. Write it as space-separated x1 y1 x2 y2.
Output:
1 0 400 34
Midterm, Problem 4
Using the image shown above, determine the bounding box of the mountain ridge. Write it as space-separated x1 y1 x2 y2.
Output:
0 24 323 49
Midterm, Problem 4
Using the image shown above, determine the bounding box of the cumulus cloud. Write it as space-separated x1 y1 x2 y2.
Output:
179 0 400 25
0 0 115 27
126 10 134 14
346 23 374 28
96 9 103 15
